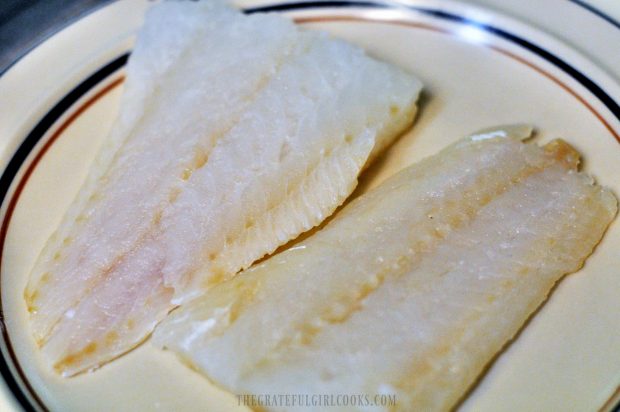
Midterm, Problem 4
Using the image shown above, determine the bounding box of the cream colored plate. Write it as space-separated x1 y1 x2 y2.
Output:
1 0 619 411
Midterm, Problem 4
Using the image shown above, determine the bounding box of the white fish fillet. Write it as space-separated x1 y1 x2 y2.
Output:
25 1 422 375
154 129 617 412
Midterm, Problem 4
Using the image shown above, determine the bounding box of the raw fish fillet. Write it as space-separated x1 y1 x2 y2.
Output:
154 127 617 411
25 1 422 376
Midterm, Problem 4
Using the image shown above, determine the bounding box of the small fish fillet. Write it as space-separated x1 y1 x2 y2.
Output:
25 0 422 376
154 129 617 411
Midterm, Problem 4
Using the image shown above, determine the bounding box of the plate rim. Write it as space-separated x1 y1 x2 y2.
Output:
2 0 620 81
0 1 619 411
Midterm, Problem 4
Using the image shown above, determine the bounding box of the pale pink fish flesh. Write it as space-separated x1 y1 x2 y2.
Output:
25 0 422 376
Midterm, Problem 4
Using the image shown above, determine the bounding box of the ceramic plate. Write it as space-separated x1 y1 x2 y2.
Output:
1 0 619 411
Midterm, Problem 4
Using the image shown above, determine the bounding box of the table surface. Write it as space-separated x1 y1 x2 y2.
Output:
0 0 113 74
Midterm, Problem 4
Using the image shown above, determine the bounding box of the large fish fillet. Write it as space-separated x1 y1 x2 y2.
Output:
25 1 422 376
154 128 617 411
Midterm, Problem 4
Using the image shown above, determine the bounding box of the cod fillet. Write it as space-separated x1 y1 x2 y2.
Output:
25 0 422 376
154 128 617 411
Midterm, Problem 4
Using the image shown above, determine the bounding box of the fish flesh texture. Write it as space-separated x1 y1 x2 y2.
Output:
26 0 421 377
25 0 422 376
154 128 617 411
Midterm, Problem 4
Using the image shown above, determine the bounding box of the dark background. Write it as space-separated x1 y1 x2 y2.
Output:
0 0 112 73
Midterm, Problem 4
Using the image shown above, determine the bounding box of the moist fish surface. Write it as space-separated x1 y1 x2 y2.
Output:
154 128 617 412
25 0 422 376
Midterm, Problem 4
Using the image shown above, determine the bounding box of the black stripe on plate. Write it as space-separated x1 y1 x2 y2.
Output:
1 1 620 411
568 0 620 31
0 53 128 412
247 0 620 124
